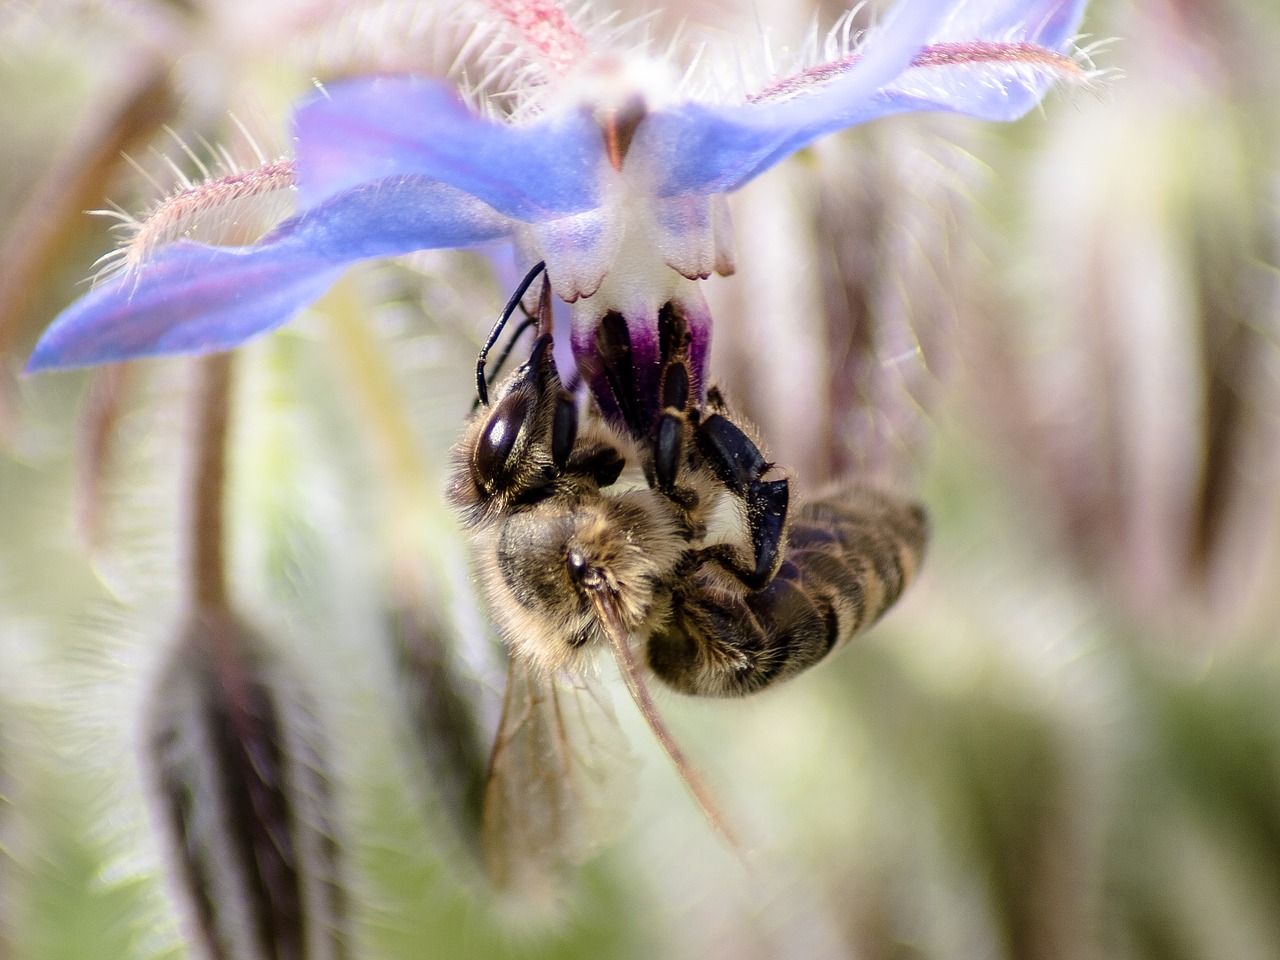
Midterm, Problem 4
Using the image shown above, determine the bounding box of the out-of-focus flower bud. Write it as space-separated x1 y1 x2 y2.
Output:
390 602 492 867
144 606 349 960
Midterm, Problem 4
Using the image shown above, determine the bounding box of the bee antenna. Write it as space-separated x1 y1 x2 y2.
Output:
476 261 546 407
591 591 746 860
470 313 539 413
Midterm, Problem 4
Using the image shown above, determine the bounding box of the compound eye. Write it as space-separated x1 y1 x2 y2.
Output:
473 391 529 492
566 546 602 589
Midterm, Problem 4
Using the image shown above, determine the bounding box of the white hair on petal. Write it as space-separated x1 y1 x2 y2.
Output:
447 0 661 121
90 125 296 289
281 0 468 77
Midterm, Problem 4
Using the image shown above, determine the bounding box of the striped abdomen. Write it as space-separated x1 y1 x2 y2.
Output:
647 486 928 697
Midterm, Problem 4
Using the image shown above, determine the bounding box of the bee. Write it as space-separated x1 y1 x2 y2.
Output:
447 265 927 891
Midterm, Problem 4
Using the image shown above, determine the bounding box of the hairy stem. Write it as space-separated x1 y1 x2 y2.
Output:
0 59 176 357
74 363 134 554
186 352 235 612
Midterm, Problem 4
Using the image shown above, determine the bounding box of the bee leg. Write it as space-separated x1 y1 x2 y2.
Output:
652 354 690 493
648 488 928 697
694 480 788 592
692 413 790 590
651 301 695 487
695 413 771 492
647 583 770 697
644 304 721 541
648 306 789 585
648 561 833 697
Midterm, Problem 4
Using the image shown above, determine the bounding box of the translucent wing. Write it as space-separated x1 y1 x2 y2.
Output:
482 656 637 896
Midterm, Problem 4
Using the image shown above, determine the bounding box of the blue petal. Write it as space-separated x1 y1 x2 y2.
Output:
856 0 1090 122
294 76 609 222
960 0 1087 45
27 177 511 371
641 0 1088 197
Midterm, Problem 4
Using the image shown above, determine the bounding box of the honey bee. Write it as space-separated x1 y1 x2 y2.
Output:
447 265 927 891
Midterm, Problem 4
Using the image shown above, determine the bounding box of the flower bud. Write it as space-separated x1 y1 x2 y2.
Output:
144 607 348 960
391 603 492 867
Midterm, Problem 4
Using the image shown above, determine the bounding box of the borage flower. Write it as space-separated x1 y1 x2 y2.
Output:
28 0 1090 430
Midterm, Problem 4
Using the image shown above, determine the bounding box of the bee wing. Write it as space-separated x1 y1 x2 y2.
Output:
482 655 637 894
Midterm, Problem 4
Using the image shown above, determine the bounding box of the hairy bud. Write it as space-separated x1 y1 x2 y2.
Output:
144 607 348 960
391 603 492 866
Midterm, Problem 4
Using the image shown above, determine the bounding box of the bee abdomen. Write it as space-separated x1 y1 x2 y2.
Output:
783 487 927 647
647 487 927 698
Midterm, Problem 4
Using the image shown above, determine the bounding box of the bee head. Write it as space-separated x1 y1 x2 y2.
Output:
448 335 578 523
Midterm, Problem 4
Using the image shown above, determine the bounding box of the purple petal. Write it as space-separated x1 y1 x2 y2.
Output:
27 177 511 371
642 0 1088 197
294 76 609 222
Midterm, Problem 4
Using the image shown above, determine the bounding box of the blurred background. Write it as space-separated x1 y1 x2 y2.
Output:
3 0 1280 958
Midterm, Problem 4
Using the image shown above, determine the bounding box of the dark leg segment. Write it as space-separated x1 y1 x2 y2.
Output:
648 304 701 501
693 414 789 590
647 487 928 697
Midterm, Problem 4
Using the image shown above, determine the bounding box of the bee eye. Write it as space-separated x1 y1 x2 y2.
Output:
566 547 605 590
473 392 529 490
